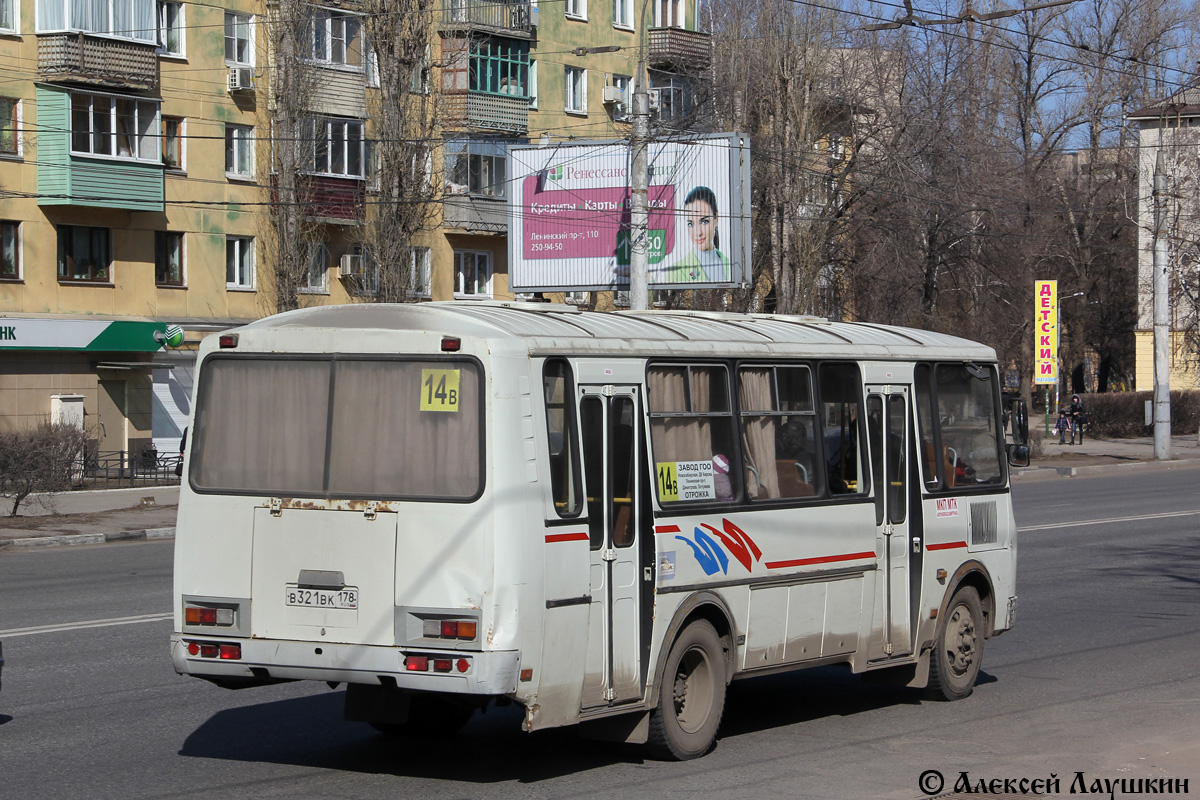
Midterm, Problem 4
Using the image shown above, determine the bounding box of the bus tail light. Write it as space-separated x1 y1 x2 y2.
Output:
406 656 429 671
219 334 239 348
184 603 234 627
186 641 242 660
441 337 461 352
422 618 478 641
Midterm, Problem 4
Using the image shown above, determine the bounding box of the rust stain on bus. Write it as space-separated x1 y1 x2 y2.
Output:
274 498 400 513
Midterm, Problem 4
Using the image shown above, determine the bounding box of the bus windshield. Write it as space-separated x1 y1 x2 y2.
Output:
190 357 482 499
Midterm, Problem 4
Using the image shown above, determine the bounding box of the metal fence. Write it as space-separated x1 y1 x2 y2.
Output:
80 448 182 489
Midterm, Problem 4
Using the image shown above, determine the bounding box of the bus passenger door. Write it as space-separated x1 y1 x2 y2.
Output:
867 386 913 659
578 386 645 709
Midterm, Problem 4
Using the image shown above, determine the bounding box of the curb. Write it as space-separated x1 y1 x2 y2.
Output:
0 526 176 550
1012 457 1200 483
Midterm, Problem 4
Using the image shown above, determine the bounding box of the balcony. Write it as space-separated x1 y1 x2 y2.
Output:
38 33 159 90
647 27 711 72
443 194 507 233
440 0 535 38
443 92 529 134
270 175 365 223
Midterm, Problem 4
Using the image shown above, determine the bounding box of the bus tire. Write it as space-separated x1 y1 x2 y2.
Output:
647 619 726 760
927 586 984 701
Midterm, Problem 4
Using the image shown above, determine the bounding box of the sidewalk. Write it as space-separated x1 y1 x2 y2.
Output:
2 436 1199 548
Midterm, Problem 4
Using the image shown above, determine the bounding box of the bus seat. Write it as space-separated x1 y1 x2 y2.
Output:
776 460 815 498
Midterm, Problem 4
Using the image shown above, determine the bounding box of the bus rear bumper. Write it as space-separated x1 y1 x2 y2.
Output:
170 635 520 695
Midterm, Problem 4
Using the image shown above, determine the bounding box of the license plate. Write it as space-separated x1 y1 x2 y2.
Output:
284 585 358 609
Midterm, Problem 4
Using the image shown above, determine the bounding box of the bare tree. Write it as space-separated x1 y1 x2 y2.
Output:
359 0 442 302
262 0 325 313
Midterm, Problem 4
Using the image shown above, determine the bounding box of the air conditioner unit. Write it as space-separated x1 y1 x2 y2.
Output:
227 67 254 92
602 85 624 104
647 88 662 111
338 253 365 278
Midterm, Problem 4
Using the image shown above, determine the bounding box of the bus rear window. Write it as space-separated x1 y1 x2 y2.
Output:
191 357 482 500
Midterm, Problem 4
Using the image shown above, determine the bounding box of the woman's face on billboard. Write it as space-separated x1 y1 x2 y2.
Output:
685 197 717 252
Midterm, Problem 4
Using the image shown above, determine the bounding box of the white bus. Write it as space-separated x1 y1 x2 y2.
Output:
171 302 1028 759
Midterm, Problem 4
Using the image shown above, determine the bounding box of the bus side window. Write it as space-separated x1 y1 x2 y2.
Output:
934 364 1003 486
738 364 822 501
647 364 739 505
915 363 940 489
817 362 867 495
543 359 582 517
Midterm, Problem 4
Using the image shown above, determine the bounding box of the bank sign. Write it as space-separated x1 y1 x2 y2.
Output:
0 318 167 351
508 134 751 291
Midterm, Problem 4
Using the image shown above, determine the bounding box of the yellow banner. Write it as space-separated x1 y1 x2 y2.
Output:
1034 280 1058 385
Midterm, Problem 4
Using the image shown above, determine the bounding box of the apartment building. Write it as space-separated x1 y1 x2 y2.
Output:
0 0 711 454
1129 86 1200 392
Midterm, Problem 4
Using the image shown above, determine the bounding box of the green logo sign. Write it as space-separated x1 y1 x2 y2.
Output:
615 229 668 266
547 165 564 181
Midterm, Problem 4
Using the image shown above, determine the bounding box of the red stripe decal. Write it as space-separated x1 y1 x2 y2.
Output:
765 551 877 570
926 541 968 551
655 525 681 534
545 532 589 544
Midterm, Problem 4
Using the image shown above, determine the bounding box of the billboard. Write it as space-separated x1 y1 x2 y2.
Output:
508 134 751 291
1034 280 1058 385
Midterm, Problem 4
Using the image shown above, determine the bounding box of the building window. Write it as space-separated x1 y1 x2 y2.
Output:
155 231 183 286
37 0 158 43
0 98 17 156
307 117 364 178
454 250 492 297
443 139 509 197
162 116 183 170
566 0 586 19
614 0 633 28
1 221 19 280
70 93 160 162
308 9 361 68
611 75 630 119
0 0 15 33
565 67 587 113
57 225 111 282
226 236 254 289
469 37 529 97
225 124 253 178
225 12 253 65
158 1 183 55
410 246 431 297
303 242 328 292
653 0 684 28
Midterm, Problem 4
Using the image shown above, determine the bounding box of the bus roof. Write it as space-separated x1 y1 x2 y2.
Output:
230 301 998 362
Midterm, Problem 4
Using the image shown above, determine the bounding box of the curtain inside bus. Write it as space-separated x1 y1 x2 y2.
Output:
191 357 481 499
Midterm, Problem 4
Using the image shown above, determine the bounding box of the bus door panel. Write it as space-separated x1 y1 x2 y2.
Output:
866 386 913 660
578 387 644 709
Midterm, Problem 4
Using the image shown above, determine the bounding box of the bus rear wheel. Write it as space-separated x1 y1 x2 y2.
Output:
927 586 984 701
647 619 726 760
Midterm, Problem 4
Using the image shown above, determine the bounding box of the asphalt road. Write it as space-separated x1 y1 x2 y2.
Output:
0 467 1197 800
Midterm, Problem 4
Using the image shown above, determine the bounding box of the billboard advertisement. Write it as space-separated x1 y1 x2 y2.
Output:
1034 279 1058 385
508 134 751 291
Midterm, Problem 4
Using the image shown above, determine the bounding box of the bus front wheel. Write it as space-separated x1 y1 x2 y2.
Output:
647 619 726 760
927 586 984 701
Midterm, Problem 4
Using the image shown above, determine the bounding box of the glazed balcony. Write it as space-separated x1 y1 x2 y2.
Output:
38 33 159 90
647 27 711 72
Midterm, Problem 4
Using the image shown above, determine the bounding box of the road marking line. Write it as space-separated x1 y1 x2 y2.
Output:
1019 509 1200 532
0 612 173 638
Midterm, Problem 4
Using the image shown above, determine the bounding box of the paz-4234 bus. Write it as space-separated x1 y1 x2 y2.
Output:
171 302 1028 760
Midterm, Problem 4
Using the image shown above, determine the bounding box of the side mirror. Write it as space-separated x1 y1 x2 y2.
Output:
1007 443 1030 468
1009 399 1029 446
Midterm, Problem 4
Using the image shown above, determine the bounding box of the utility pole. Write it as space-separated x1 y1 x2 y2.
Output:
1152 148 1172 460
629 66 650 311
